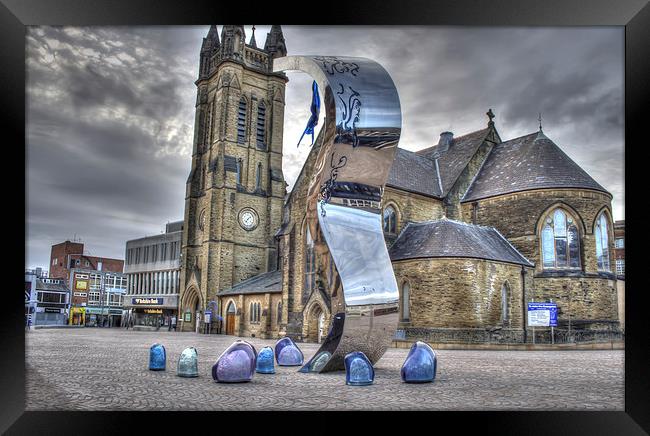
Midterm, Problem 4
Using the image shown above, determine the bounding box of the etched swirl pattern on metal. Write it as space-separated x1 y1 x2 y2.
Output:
273 55 401 372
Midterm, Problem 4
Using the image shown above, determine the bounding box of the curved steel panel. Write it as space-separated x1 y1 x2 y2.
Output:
273 56 401 372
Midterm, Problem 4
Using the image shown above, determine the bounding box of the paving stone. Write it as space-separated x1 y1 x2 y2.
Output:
25 328 624 410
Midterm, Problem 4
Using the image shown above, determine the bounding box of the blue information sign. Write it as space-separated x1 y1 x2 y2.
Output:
527 302 558 327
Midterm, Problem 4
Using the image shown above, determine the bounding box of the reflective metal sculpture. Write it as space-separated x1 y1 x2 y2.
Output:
256 346 276 374
344 351 374 386
274 56 401 372
177 347 199 378
212 340 257 383
400 341 437 383
149 343 166 371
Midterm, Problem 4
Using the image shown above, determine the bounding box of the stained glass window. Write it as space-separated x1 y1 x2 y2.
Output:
383 205 397 235
541 208 581 269
595 213 611 271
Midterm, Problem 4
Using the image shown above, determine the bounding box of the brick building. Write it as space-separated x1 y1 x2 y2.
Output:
49 240 124 325
179 26 621 344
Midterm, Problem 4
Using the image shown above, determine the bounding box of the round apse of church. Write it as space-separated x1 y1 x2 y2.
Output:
238 207 259 231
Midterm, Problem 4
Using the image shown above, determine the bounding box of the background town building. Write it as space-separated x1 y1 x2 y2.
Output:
179 26 621 345
68 268 127 326
25 271 71 327
48 240 125 325
124 220 182 329
49 240 124 281
614 219 625 330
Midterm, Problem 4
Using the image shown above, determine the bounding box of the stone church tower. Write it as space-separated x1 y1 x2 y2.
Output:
178 25 288 331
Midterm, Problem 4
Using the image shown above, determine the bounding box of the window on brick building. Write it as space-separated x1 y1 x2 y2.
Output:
541 208 581 270
383 205 397 235
616 259 625 276
615 238 624 249
595 212 611 271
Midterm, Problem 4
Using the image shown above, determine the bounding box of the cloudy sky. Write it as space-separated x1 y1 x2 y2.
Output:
25 25 624 270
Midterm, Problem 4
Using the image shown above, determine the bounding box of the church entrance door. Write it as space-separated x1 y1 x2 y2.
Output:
225 301 236 336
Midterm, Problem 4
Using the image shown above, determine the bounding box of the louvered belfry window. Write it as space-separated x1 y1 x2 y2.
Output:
237 98 247 143
256 101 266 149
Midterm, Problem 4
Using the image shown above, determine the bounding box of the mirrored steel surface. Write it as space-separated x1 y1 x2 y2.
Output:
274 56 401 373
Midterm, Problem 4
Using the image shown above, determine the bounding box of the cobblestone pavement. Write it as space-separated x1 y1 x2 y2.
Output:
25 328 624 411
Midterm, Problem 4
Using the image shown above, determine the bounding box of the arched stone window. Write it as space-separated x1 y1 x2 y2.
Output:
237 98 247 143
249 302 254 322
383 205 397 235
256 101 266 149
501 282 510 325
236 158 243 185
304 226 316 294
401 281 410 321
255 163 262 190
541 208 581 269
595 212 611 271
256 303 261 322
277 301 282 325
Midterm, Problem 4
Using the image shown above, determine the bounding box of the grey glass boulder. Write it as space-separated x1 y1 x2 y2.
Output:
401 341 437 383
149 343 166 371
255 346 275 374
177 347 199 378
212 340 257 383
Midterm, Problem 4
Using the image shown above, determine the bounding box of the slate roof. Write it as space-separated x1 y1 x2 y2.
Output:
416 128 489 195
218 269 282 296
386 148 442 198
389 219 533 267
462 131 609 202
36 279 69 292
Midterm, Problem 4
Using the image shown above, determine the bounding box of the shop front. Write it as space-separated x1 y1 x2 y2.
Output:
125 296 178 330
85 307 123 327
69 306 86 325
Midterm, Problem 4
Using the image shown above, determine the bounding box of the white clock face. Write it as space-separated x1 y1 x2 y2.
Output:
239 209 258 230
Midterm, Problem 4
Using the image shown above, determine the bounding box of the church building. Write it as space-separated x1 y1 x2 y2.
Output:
178 26 621 345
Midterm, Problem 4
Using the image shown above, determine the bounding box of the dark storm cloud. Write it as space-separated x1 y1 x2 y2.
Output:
26 25 624 270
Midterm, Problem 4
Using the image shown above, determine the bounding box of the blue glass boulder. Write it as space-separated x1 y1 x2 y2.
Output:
149 343 166 371
401 341 437 383
255 346 275 374
344 351 374 386
212 340 257 383
277 343 304 366
274 337 294 362
177 347 199 378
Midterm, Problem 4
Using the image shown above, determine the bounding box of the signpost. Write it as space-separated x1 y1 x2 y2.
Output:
205 310 212 334
527 302 558 344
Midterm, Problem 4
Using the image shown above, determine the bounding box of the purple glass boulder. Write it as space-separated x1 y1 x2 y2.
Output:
274 337 294 362
277 343 304 366
212 340 257 383
400 341 437 383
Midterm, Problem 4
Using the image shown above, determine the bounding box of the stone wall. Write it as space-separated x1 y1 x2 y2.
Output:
392 257 529 331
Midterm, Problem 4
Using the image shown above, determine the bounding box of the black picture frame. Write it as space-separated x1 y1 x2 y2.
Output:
3 0 646 433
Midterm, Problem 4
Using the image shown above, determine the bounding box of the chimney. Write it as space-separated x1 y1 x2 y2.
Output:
437 131 454 153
